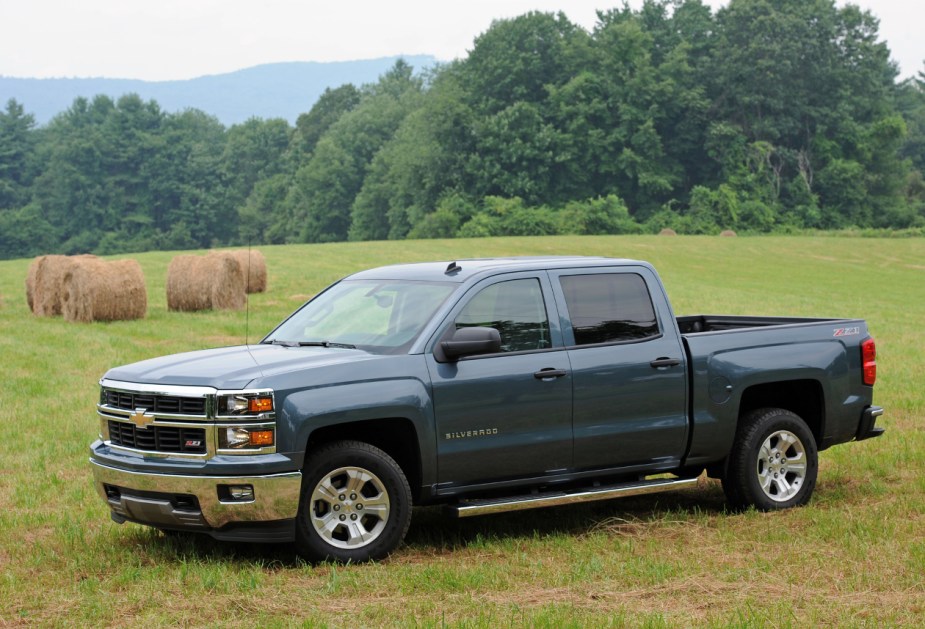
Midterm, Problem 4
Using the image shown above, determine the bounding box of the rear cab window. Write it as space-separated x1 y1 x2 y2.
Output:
557 273 660 346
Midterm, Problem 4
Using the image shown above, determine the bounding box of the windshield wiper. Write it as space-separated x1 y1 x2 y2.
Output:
262 339 356 349
296 341 357 349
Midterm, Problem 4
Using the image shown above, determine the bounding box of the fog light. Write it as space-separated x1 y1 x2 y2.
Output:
225 485 254 501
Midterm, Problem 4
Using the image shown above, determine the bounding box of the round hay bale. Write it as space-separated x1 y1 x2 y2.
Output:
166 252 246 312
659 228 677 236
207 252 247 310
720 230 738 237
230 249 267 293
62 258 147 323
167 255 210 312
31 254 97 317
25 256 42 313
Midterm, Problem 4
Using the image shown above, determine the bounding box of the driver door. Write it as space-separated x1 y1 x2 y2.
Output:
425 273 573 490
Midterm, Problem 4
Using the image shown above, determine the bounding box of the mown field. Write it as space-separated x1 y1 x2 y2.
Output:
0 235 922 627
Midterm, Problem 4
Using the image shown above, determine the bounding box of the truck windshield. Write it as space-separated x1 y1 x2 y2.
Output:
264 279 457 354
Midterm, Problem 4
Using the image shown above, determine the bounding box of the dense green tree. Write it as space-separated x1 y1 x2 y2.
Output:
897 72 925 174
707 0 905 228
0 99 39 210
557 195 642 235
350 69 475 240
286 60 423 242
222 118 291 216
25 95 233 255
0 202 56 259
290 84 362 162
1 1 922 261
239 173 291 243
457 196 560 237
149 109 227 248
459 11 592 114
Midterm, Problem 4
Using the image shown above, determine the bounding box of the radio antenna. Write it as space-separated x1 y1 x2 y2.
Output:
245 238 251 346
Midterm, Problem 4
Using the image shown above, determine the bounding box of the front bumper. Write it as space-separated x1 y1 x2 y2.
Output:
90 459 302 542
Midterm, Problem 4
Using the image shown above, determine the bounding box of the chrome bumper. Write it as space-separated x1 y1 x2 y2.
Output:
90 459 302 532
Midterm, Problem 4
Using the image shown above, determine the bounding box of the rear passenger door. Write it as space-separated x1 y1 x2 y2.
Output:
549 266 689 472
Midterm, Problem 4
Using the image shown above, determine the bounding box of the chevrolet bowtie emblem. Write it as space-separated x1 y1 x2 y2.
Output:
129 408 154 429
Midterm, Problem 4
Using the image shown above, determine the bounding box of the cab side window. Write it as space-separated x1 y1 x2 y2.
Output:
560 273 659 345
455 278 550 352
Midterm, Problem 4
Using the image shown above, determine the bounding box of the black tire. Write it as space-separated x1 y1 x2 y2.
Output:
722 408 818 511
295 440 412 563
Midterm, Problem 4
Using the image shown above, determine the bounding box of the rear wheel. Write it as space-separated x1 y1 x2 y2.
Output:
723 408 818 511
295 440 412 563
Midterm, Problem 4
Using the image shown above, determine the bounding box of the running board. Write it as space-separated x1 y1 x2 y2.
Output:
447 477 699 518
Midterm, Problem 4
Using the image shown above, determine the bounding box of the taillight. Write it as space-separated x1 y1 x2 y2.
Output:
861 338 877 386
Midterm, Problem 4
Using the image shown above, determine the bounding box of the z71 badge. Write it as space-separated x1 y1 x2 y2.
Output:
833 327 860 337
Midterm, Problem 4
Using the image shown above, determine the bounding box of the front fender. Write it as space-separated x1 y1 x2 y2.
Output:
277 377 436 486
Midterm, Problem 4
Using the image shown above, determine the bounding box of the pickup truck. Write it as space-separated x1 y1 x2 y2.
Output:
89 256 884 562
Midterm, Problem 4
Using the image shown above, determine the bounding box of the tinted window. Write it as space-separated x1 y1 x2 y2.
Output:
455 278 550 352
560 273 659 345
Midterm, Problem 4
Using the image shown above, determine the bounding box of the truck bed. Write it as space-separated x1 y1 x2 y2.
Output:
677 314 845 334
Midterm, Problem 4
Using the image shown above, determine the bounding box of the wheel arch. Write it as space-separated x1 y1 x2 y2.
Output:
737 379 825 446
306 418 423 503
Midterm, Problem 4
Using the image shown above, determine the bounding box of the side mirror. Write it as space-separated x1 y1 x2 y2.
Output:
440 326 502 360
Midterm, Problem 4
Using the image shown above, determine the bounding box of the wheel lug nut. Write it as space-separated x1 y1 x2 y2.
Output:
338 494 346 501
350 493 357 500
333 505 340 512
350 514 358 521
339 514 346 521
356 504 363 510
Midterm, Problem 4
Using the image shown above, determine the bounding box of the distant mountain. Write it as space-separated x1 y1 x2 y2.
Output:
0 55 439 127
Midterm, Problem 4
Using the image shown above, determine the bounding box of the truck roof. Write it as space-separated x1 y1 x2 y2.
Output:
347 256 645 283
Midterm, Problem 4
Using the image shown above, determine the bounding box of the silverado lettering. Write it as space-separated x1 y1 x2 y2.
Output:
446 429 499 439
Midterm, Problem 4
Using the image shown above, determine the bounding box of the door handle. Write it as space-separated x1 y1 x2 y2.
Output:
534 368 568 380
650 357 681 369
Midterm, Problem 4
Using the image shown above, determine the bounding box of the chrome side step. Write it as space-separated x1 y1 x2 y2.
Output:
447 477 699 518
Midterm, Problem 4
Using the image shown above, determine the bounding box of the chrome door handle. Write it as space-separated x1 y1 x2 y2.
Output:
534 368 567 380
650 357 681 369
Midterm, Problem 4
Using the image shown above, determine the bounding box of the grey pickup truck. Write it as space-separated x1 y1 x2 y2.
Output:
89 256 883 562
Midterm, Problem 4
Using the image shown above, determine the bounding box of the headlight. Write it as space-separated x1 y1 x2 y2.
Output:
219 426 275 449
217 391 274 416
215 390 276 453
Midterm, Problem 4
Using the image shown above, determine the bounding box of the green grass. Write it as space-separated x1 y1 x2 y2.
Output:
0 235 922 627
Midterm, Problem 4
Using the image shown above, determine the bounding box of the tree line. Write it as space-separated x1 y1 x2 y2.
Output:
1 0 924 260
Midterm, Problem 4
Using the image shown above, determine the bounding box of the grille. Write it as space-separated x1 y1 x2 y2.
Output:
108 420 207 454
103 390 206 416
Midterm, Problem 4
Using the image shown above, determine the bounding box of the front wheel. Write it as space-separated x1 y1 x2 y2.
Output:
723 408 818 511
295 440 412 563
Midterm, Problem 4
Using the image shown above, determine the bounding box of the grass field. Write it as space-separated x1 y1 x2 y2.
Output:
0 235 922 627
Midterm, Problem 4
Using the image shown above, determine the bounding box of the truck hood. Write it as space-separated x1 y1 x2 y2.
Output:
103 344 381 390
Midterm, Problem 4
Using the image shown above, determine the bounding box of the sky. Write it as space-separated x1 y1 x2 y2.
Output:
0 0 922 82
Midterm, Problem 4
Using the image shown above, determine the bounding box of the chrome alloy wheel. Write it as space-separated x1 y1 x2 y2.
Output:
756 429 808 502
310 466 391 549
